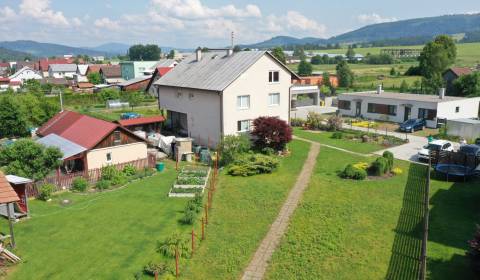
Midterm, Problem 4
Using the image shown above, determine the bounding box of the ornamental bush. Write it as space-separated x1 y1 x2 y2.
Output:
101 165 119 181
122 164 137 176
370 157 389 176
96 180 111 191
251 117 292 151
332 131 343 139
326 115 343 131
39 184 55 201
219 134 251 166
143 261 168 277
227 153 279 177
179 209 196 225
382 151 394 172
340 164 367 180
72 177 88 192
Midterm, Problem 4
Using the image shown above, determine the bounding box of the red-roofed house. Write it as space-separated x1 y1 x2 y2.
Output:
443 67 474 94
37 110 148 171
146 67 174 96
36 58 74 77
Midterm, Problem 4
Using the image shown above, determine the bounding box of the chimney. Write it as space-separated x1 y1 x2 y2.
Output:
196 47 202 61
376 84 383 94
439 88 446 99
227 48 234 56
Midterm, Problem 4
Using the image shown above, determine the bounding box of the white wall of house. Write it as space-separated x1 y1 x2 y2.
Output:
436 98 480 120
157 86 222 146
86 142 147 169
49 70 76 79
447 119 480 141
9 67 42 82
222 55 291 135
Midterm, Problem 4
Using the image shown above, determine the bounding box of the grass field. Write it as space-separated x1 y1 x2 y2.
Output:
79 105 161 122
264 147 426 279
2 161 197 280
293 128 387 154
181 140 310 279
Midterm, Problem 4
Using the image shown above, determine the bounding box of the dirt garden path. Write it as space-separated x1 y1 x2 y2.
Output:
241 140 320 280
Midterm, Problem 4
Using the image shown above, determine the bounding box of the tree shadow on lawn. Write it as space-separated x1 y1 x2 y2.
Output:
386 163 428 280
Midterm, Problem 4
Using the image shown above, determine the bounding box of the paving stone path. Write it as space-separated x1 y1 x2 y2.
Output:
241 141 320 280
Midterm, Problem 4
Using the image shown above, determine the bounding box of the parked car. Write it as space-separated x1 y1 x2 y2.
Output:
459 144 480 158
418 140 454 161
475 138 480 145
399 119 426 133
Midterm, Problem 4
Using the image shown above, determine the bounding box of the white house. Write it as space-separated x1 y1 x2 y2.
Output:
154 49 299 147
337 87 480 128
8 66 42 83
73 65 89 83
48 64 78 79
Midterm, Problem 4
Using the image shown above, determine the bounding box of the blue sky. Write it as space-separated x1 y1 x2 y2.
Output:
0 0 478 48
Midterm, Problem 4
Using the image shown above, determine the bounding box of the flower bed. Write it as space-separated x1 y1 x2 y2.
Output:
168 166 210 197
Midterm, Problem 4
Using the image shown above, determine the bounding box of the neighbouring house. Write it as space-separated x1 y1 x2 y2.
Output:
0 62 10 77
48 64 78 79
293 75 339 88
92 56 105 62
14 61 35 72
118 76 152 91
154 48 300 147
443 67 473 94
74 64 89 83
75 82 95 93
9 66 42 83
0 78 21 92
445 118 480 141
85 64 106 76
337 87 480 128
36 58 74 77
120 61 158 80
36 110 148 172
40 77 72 88
146 67 173 96
99 65 123 84
142 59 178 75
290 85 321 108
116 115 165 139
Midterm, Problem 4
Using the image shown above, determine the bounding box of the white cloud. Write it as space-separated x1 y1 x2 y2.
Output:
357 13 397 24
19 0 69 26
285 11 327 36
94 17 120 30
72 17 83 27
151 0 261 19
0 6 16 23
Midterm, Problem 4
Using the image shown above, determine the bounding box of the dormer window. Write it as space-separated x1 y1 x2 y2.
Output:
269 71 279 83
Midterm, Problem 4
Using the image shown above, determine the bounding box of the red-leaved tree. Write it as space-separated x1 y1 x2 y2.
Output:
251 117 292 151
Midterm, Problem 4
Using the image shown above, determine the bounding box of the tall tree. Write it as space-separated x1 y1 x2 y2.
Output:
322 72 332 88
167 50 175 59
0 95 30 138
346 46 356 61
0 139 63 180
87 72 102 85
271 47 286 64
293 47 306 60
297 60 313 76
128 44 161 60
336 60 354 88
452 72 480 97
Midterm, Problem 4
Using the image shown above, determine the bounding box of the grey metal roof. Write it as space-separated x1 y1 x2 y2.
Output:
154 50 295 92
5 175 32 184
338 91 469 103
118 76 152 87
154 59 177 68
37 133 87 160
49 64 78 72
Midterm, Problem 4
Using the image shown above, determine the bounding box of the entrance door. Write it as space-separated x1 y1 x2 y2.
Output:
404 107 411 121
355 101 361 117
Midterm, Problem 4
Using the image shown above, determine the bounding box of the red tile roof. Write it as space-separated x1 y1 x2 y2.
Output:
449 67 472 77
38 58 73 72
37 110 118 149
117 116 165 127
0 63 10 68
0 77 10 82
0 172 20 204
157 67 173 77
86 64 109 75
100 65 121 78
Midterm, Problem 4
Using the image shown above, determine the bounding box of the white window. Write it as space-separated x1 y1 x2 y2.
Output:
237 120 251 132
455 106 460 113
269 71 279 83
268 93 280 106
106 152 112 162
237 95 250 109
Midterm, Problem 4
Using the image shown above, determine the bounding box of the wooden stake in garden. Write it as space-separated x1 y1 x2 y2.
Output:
201 218 205 240
175 248 179 277
204 204 208 225
191 229 195 257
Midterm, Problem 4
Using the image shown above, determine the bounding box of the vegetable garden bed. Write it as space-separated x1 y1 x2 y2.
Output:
168 166 210 197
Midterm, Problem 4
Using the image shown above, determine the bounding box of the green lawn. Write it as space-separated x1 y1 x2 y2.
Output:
181 140 310 279
293 128 386 154
2 162 196 279
80 106 161 122
265 147 427 279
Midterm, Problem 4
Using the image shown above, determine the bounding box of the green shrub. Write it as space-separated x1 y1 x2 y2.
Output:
185 200 201 213
122 164 137 176
143 261 168 276
227 154 279 177
219 134 252 166
290 118 305 127
340 164 367 180
331 131 343 139
96 180 111 190
261 147 276 156
179 209 196 225
306 112 324 130
111 173 127 187
370 157 388 176
382 151 394 172
327 115 343 131
39 184 55 201
101 165 119 181
72 177 88 192
192 193 203 207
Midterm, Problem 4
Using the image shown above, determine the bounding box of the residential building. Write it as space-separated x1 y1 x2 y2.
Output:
92 56 105 62
291 85 321 108
9 66 42 83
36 58 74 77
154 49 299 147
74 65 89 83
48 64 78 79
36 111 148 172
146 67 173 96
443 67 473 94
293 75 339 87
40 77 72 88
337 87 480 128
141 59 178 75
117 76 152 91
446 119 480 140
85 64 106 76
99 65 123 84
0 63 10 77
120 61 158 80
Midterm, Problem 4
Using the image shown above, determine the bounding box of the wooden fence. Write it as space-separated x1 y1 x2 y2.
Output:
26 155 156 198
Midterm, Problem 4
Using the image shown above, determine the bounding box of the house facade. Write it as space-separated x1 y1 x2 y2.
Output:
48 64 78 79
120 61 158 80
37 111 148 172
443 67 473 94
337 88 480 128
9 66 42 83
154 49 298 146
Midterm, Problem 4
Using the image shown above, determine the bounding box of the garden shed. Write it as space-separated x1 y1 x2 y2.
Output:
446 118 480 141
0 172 21 247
